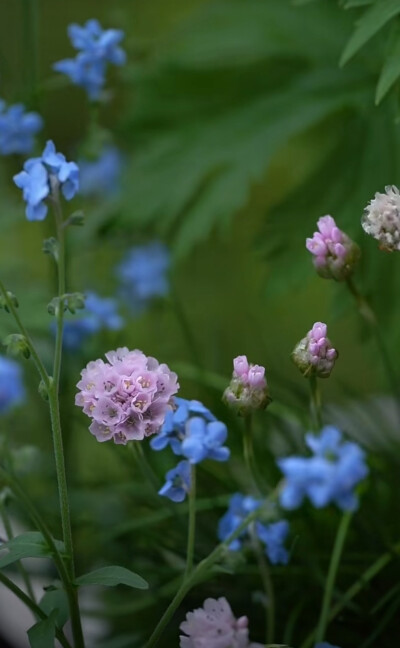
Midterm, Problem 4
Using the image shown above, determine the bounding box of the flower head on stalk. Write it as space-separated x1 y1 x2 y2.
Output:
117 242 170 314
0 356 25 414
75 348 179 444
150 397 230 464
218 493 290 565
223 355 271 416
278 426 368 511
159 460 191 503
306 215 360 281
54 19 126 100
179 597 264 648
362 185 400 251
292 322 337 379
0 100 43 155
13 140 79 221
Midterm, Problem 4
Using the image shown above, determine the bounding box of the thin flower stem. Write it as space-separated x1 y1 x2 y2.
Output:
170 290 203 369
184 465 196 579
0 502 36 604
243 415 268 495
0 571 72 648
309 375 322 431
145 492 279 648
0 279 50 387
251 525 275 645
129 442 161 494
314 511 353 644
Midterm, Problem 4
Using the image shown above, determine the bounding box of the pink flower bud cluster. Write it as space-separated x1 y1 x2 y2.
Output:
306 215 360 281
223 355 271 416
75 347 179 445
362 185 400 251
180 597 263 648
292 322 338 379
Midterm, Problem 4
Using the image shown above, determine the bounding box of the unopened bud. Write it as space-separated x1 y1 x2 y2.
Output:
306 215 360 281
292 322 338 379
223 355 271 416
3 334 30 359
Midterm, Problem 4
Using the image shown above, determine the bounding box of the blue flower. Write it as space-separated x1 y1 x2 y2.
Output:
315 643 341 648
150 397 230 464
159 460 191 503
54 19 125 100
255 520 290 565
58 291 123 351
116 242 170 314
278 426 369 512
0 101 43 155
0 356 25 414
13 140 79 221
79 147 123 197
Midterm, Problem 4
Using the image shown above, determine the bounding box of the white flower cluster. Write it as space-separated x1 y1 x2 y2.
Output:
362 185 400 251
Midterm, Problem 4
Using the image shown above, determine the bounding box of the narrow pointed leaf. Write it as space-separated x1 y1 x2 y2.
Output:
0 532 64 568
28 610 57 648
76 566 148 589
376 33 400 104
40 588 69 628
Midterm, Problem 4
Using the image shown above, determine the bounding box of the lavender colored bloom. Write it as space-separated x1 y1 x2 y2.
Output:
60 292 123 350
278 426 369 511
75 347 179 444
0 356 25 414
159 460 191 503
150 397 230 464
54 19 126 100
255 520 290 565
117 242 170 314
179 597 264 648
13 140 79 221
362 185 400 251
0 101 43 155
292 322 338 379
79 147 122 197
306 215 360 280
223 355 271 416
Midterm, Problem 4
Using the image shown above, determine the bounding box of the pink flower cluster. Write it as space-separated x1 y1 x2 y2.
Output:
233 356 266 388
306 215 360 281
292 322 338 379
223 355 271 416
75 347 179 445
180 597 263 648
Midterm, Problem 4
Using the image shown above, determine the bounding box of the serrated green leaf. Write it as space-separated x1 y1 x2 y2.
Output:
376 33 400 103
340 0 400 65
40 588 69 629
76 566 148 589
0 532 64 568
28 610 57 648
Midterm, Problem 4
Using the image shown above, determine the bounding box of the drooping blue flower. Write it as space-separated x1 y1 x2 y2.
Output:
150 397 230 464
79 147 123 198
53 19 126 100
278 426 369 512
58 291 123 351
116 242 170 314
0 356 25 414
159 460 191 503
0 101 43 155
13 140 79 221
218 493 290 564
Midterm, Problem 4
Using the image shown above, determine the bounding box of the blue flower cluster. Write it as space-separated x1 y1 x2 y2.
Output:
278 426 368 511
159 460 191 503
151 397 230 464
0 101 43 155
117 242 170 314
218 493 290 565
60 292 123 350
79 147 123 198
13 140 79 221
0 356 25 414
54 19 126 100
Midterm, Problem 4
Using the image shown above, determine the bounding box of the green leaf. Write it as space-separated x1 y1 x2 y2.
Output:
340 0 400 65
28 610 57 648
40 588 69 629
75 566 148 590
342 0 374 8
376 32 400 103
0 532 64 568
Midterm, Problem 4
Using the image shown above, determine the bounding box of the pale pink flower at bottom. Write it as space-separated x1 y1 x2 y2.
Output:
179 597 263 648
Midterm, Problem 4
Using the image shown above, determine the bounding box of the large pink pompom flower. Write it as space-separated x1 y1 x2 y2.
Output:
75 347 179 445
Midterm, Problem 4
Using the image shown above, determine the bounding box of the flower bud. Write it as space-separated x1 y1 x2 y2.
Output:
292 322 338 379
3 334 30 359
223 355 271 416
362 185 400 251
306 215 360 281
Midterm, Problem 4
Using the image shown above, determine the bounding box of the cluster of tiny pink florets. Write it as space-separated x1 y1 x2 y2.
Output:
223 355 271 416
75 347 179 445
292 322 338 379
306 215 359 281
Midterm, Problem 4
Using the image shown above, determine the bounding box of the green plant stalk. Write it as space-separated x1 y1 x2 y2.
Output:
145 496 278 648
169 290 203 369
251 525 275 644
314 511 353 644
0 571 72 648
0 502 36 603
243 415 268 495
309 374 322 431
184 465 197 579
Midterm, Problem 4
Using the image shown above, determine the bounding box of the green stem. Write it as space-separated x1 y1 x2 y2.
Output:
243 415 268 495
170 290 202 369
314 511 353 644
0 571 72 648
0 502 36 604
145 494 278 648
129 442 161 494
184 465 196 579
251 525 275 644
309 374 322 431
